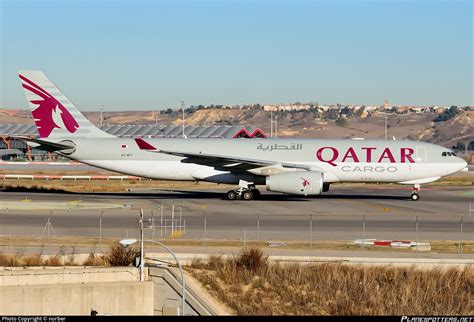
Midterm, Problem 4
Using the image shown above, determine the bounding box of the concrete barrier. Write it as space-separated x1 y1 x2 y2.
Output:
0 266 139 286
0 281 154 315
0 265 228 316
0 267 153 315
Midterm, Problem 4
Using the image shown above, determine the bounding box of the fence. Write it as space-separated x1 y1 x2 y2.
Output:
0 204 473 260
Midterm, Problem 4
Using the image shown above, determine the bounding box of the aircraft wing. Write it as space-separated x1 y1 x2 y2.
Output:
13 136 74 152
135 138 321 173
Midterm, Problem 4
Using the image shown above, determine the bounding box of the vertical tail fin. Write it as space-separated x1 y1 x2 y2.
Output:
18 70 114 138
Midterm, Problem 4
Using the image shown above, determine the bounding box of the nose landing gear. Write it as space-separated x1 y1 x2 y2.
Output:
410 184 420 201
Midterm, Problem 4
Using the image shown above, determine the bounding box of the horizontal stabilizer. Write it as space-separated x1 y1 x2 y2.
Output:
13 136 75 152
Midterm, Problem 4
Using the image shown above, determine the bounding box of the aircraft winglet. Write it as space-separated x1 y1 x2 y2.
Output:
135 138 157 150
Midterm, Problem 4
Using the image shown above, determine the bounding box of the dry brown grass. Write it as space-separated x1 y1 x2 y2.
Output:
0 252 8 266
0 252 21 267
188 248 473 315
6 255 21 267
433 176 474 186
63 247 78 266
22 254 44 266
234 248 268 272
0 178 233 193
105 243 140 266
82 252 106 266
44 256 62 266
0 245 140 267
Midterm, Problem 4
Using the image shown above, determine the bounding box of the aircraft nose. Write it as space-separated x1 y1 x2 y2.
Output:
457 157 468 170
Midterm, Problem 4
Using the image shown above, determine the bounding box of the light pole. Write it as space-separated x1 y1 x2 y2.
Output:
119 238 186 316
180 101 186 138
99 106 104 126
270 110 273 137
274 112 278 137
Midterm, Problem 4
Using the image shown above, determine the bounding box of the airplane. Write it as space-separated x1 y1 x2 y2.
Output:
15 70 467 201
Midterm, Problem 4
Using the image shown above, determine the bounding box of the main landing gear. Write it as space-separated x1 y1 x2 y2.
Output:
410 184 421 201
226 181 261 200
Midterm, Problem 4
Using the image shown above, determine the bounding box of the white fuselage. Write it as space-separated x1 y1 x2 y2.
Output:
59 137 467 185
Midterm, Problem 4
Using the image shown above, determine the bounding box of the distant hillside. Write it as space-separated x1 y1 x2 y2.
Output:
1 108 472 148
416 110 473 147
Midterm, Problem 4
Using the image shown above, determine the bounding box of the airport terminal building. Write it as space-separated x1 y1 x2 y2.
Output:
0 124 267 161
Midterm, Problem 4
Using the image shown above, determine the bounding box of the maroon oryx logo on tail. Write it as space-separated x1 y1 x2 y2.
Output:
300 177 310 188
19 74 79 138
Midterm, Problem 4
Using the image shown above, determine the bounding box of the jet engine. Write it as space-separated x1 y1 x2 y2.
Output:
266 171 324 196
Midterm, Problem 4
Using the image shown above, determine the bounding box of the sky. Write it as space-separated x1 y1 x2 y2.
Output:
0 0 472 111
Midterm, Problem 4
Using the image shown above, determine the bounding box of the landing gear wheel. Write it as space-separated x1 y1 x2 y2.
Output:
226 190 238 200
242 190 254 200
411 193 420 201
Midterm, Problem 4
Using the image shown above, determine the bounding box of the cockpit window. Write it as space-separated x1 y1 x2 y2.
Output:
442 152 456 157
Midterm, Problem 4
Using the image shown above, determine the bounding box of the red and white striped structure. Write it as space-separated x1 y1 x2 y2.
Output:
354 239 430 248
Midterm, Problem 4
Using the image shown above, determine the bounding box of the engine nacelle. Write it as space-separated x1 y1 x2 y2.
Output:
266 171 324 196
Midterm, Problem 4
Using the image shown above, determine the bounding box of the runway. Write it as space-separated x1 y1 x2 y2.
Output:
0 185 473 244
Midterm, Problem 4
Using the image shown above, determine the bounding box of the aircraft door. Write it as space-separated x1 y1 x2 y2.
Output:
416 146 427 163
